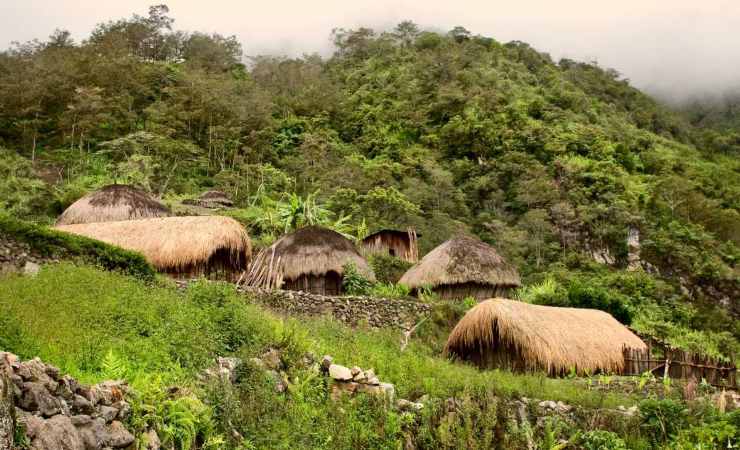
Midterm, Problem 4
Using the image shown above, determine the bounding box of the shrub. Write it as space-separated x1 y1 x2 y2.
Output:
368 254 413 284
638 398 688 444
342 262 373 295
579 430 627 450
369 282 411 299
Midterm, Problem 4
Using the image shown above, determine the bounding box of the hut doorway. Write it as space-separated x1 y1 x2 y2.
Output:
284 270 343 295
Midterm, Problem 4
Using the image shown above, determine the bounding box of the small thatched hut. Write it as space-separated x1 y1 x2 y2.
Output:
361 228 419 263
243 226 375 295
445 298 647 375
55 216 251 279
399 235 520 301
183 190 234 209
56 184 170 225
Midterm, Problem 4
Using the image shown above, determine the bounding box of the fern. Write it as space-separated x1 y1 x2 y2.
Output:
101 349 128 379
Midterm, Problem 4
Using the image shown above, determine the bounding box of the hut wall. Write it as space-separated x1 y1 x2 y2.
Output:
164 247 248 281
283 271 343 295
362 232 418 262
432 282 514 301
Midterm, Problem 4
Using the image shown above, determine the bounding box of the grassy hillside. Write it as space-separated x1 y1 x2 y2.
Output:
0 8 737 360
1 264 737 449
0 6 738 448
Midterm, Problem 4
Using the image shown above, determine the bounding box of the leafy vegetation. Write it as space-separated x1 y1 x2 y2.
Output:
0 4 738 448
0 213 155 280
1 264 736 449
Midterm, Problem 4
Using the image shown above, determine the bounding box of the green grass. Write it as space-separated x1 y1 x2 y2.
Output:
4 264 725 449
0 263 637 410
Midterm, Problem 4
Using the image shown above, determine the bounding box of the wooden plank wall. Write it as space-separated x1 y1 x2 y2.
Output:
623 340 737 388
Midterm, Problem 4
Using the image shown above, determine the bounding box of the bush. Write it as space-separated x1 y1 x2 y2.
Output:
579 430 627 450
368 254 413 284
638 398 688 444
342 262 373 295
566 280 632 324
0 214 155 281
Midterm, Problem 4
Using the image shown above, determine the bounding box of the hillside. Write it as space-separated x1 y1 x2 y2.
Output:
0 5 739 449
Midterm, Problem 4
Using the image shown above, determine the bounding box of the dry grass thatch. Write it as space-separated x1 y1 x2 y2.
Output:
445 298 647 375
399 235 520 290
56 184 170 225
243 225 375 290
55 216 251 277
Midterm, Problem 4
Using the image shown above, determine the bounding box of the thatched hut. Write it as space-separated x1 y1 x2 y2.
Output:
56 184 170 225
361 228 419 263
445 298 647 375
183 190 234 209
399 235 520 301
243 226 375 295
55 216 251 279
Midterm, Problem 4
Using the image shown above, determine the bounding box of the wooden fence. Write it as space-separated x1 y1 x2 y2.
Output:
623 336 737 388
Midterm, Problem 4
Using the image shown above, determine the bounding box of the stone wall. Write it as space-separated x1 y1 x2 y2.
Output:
0 236 58 276
239 286 431 329
0 352 135 450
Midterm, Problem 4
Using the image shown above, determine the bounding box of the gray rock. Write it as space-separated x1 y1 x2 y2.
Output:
328 364 353 381
143 429 161 450
350 366 362 377
72 395 95 415
20 382 61 417
26 414 85 450
112 401 130 421
74 416 107 450
97 405 119 423
104 421 134 448
261 349 282 371
23 261 41 276
397 399 424 412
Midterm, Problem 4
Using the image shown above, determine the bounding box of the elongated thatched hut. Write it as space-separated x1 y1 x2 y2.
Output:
445 298 647 375
56 184 170 225
399 235 520 301
243 226 375 295
56 216 251 279
361 228 419 263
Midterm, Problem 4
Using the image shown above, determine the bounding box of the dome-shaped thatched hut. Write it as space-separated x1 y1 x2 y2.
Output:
445 298 647 375
243 226 375 295
56 216 251 279
399 235 520 301
56 184 170 225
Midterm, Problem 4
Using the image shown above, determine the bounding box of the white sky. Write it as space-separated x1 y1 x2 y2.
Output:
1 0 739 100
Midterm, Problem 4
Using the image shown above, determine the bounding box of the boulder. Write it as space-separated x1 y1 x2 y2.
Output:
19 382 61 417
23 261 41 276
25 414 85 450
328 365 353 381
143 429 161 450
104 421 135 448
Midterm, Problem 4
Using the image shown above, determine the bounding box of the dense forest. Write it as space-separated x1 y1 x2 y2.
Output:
1 4 739 449
1 5 738 358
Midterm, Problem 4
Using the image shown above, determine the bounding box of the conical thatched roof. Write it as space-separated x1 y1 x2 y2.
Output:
445 298 647 375
56 184 170 225
399 235 520 289
243 226 375 289
55 216 251 275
